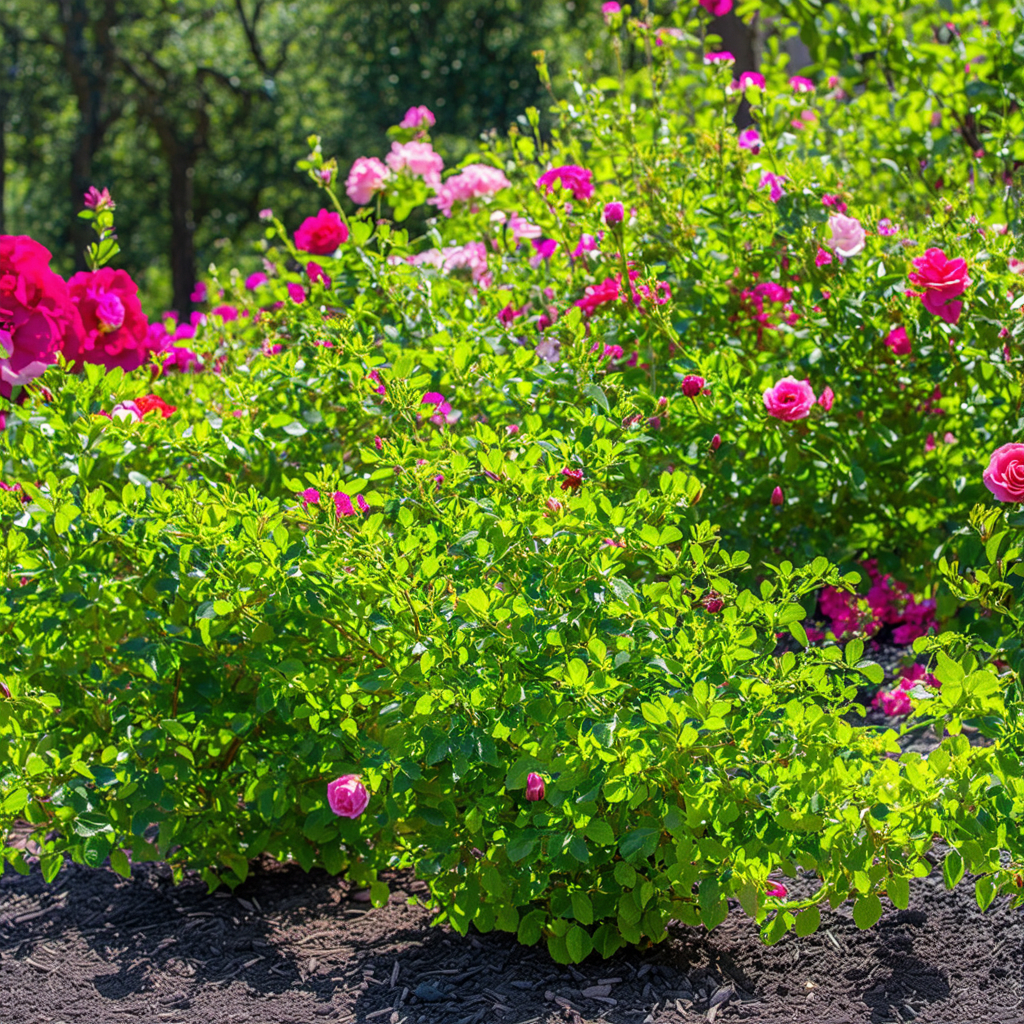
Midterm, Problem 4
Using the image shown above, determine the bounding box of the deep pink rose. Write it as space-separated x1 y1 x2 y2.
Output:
766 881 788 898
525 772 545 801
294 209 349 255
818 386 834 411
346 157 390 205
537 165 594 202
603 201 624 225
327 775 371 818
908 248 970 324
0 236 83 399
763 376 816 421
885 325 911 355
699 0 732 13
983 443 1024 503
65 268 150 373
770 486 784 506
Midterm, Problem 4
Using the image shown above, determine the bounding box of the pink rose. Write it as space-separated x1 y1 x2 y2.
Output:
525 772 545 801
770 486 784 506
537 165 594 202
245 272 268 290
385 141 444 191
65 268 150 373
885 325 911 355
294 209 348 255
826 214 866 257
818 385 834 411
681 375 707 397
699 0 732 13
346 157 390 205
603 201 624 225
789 76 814 93
766 881 788 898
983 443 1024 503
430 164 511 217
327 775 370 818
763 375 816 421
908 248 971 324
399 105 435 130
0 235 82 399
738 128 761 153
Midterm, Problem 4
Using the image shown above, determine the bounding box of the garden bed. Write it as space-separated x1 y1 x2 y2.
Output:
0 855 1019 1024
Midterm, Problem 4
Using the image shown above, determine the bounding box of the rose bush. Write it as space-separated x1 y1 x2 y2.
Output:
1 0 1023 959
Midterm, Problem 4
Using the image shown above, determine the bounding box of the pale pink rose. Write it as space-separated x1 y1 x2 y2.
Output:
826 214 866 257
818 386 834 411
763 376 816 421
1008 257 1024 275
327 775 371 818
430 164 511 217
983 443 1024 503
385 141 444 191
346 157 390 205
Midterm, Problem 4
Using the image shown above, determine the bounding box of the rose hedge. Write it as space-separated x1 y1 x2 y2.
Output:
1 0 1024 957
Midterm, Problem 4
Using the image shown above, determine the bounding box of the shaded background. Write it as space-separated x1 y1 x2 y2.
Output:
0 1 757 315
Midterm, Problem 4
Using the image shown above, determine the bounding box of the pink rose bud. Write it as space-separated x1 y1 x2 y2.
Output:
711 433 721 451
657 396 668 409
702 591 724 613
525 772 545 801
259 208 274 221
327 775 371 819
545 497 563 513
83 186 115 211
818 385 834 411
766 881 788 898
770 486 784 506
603 201 625 225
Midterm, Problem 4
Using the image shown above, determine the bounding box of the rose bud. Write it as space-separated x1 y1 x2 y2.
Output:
525 772 545 801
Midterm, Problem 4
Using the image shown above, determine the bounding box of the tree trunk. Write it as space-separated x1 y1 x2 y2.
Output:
57 0 118 270
168 151 197 317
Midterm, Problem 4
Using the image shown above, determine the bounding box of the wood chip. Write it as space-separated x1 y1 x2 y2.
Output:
364 1007 394 1019
390 961 400 987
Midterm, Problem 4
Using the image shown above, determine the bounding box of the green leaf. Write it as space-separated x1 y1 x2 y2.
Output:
852 894 883 930
582 383 610 412
370 880 390 908
109 849 132 880
887 875 909 910
507 833 538 862
942 849 965 890
40 852 63 884
794 905 820 936
517 909 546 946
571 892 594 925
566 923 593 962
974 875 997 912
584 819 615 845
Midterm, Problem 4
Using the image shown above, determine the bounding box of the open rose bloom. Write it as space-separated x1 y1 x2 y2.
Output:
983 443 1024 503
908 248 971 324
0 235 82 399
763 376 817 421
327 774 371 818
826 214 865 257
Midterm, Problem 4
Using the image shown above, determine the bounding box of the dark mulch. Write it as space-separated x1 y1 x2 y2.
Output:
0 854 1020 1024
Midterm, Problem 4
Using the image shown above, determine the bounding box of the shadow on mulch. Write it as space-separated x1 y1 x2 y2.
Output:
0 855 1020 1024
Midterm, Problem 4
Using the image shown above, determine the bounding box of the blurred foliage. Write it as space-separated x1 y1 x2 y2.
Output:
0 0 621 312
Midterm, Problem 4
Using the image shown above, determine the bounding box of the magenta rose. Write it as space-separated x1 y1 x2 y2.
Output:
294 209 349 255
983 443 1024 503
763 375 816 421
0 235 82 399
908 248 971 324
65 268 150 372
525 772 545 801
327 774 371 819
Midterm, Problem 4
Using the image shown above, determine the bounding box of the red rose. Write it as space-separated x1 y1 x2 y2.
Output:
294 209 348 255
0 235 82 399
65 268 150 372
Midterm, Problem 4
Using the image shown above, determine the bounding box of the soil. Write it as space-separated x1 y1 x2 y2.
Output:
0 854 1020 1024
